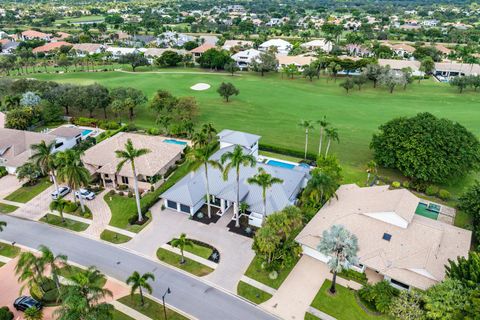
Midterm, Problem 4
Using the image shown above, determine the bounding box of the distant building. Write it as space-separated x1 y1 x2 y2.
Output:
300 39 332 53
258 39 292 55
231 48 261 70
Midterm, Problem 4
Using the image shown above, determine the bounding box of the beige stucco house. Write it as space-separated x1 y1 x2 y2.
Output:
296 184 472 290
82 132 186 191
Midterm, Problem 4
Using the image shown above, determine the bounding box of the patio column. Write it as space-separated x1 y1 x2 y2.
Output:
220 199 225 214
234 202 238 216
101 174 106 188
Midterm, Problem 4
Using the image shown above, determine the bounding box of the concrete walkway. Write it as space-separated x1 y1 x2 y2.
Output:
83 190 112 237
11 185 55 221
0 199 24 208
241 275 277 295
262 255 330 320
0 255 12 263
112 301 153 320
307 306 337 320
125 203 255 293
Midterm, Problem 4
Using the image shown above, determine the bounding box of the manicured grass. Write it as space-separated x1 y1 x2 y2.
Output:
0 262 5 268
311 280 390 320
104 195 152 233
174 240 212 260
55 15 105 24
259 151 303 163
0 202 18 213
156 248 213 277
305 312 321 320
22 70 480 196
100 230 132 244
112 310 135 320
5 178 52 203
455 210 473 230
58 265 107 288
118 294 188 320
244 255 299 289
0 242 21 258
40 213 89 232
237 281 272 304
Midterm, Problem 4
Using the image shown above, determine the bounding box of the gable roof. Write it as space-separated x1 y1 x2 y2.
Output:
22 30 51 39
217 129 261 148
296 184 472 290
32 41 71 53
190 43 216 53
49 127 82 139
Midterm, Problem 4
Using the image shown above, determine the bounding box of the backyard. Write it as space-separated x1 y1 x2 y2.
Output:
20 70 480 194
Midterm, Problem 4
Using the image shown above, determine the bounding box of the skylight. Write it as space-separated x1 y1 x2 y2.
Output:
382 233 392 241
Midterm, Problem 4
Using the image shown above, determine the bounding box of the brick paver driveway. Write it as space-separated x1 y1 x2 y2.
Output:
0 175 23 200
124 202 255 292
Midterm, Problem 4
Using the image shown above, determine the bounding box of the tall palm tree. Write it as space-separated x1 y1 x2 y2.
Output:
324 127 339 157
51 198 68 223
24 307 43 320
126 271 155 306
191 131 209 148
317 116 329 156
201 123 217 142
302 170 338 207
247 167 283 222
115 139 151 223
221 145 256 227
0 221 6 232
187 142 222 219
38 245 68 291
317 225 358 294
30 140 59 195
171 233 193 264
56 150 90 213
298 120 314 160
15 251 46 293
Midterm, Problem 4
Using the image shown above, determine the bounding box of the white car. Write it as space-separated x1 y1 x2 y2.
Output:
75 189 95 200
51 186 71 200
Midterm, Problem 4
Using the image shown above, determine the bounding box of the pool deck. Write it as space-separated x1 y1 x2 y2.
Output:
416 200 455 225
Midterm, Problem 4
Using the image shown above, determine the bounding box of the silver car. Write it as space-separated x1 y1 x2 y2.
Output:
75 188 95 200
51 186 71 200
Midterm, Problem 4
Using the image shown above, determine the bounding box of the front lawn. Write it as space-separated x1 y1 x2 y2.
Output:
100 230 132 244
156 248 213 277
104 194 152 233
113 310 134 320
170 239 212 260
310 280 390 320
244 255 299 289
118 294 188 320
237 281 272 304
40 214 89 232
5 178 52 203
0 202 18 213
58 265 107 288
0 242 21 258
305 313 321 320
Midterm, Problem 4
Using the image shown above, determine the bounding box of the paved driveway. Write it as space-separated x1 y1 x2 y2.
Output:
125 202 255 293
10 185 55 221
0 215 277 320
0 175 23 200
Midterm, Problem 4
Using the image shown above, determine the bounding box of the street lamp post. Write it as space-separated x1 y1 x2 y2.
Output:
162 287 171 320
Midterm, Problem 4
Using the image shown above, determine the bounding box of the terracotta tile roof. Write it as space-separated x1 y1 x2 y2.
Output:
190 43 215 53
32 41 71 53
22 30 51 38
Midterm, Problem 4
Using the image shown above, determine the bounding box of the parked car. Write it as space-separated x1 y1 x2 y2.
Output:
13 296 42 311
74 188 95 200
51 186 71 200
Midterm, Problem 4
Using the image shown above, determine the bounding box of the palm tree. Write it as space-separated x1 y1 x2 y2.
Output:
191 131 209 148
15 251 46 293
239 202 249 216
56 150 90 213
366 160 377 186
302 170 338 207
298 120 314 160
115 139 151 223
171 233 193 264
0 221 6 232
38 245 68 291
324 127 339 157
51 198 68 223
221 145 256 227
317 116 329 156
247 168 283 222
187 143 222 219
201 123 217 142
24 307 43 320
317 225 358 294
126 271 155 306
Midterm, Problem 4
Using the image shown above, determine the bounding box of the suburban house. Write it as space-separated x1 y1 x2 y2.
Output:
434 62 480 78
259 39 292 55
190 43 216 62
72 43 106 56
300 39 333 53
0 127 82 174
21 30 51 41
161 130 309 226
105 47 140 59
32 41 72 54
222 40 254 51
143 48 186 63
82 132 186 191
51 31 71 42
0 40 19 54
156 31 196 47
231 48 261 70
277 55 315 70
296 184 471 291
378 59 424 76
346 44 373 57
388 43 416 58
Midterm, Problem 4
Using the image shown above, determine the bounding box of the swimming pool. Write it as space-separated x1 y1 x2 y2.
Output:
266 159 296 169
163 139 188 146
415 203 439 220
81 129 93 137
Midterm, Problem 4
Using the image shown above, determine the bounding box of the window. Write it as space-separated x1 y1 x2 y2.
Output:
166 200 177 209
180 204 191 214
382 233 392 241
121 176 129 184
390 279 409 290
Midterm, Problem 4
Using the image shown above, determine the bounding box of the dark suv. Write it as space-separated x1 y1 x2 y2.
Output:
13 296 42 311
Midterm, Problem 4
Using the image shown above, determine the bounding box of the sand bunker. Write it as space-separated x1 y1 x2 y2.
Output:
190 83 211 91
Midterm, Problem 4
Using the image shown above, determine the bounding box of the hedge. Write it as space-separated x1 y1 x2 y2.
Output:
259 143 316 161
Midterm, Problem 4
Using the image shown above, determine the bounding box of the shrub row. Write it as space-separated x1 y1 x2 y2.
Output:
259 143 317 161
392 181 451 201
71 117 121 130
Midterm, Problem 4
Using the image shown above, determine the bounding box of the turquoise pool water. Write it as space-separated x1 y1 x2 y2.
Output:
163 139 187 146
266 159 296 169
81 129 93 136
415 203 439 220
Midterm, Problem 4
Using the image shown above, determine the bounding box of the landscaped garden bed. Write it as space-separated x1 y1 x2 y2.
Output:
167 238 220 263
100 230 132 244
0 242 21 258
237 281 272 304
40 213 89 232
0 202 18 214
190 206 221 225
5 177 52 203
226 215 256 238
118 294 188 320
156 248 213 277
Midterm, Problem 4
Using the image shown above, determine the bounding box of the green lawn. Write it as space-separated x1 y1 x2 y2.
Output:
22 70 480 196
311 280 390 320
58 265 107 288
0 262 5 268
40 214 89 232
104 195 152 233
156 248 213 277
118 294 188 320
100 230 132 244
5 178 52 203
237 281 272 304
305 313 321 320
244 255 299 289
113 310 135 320
172 239 213 260
0 242 21 258
55 15 104 24
0 202 18 214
